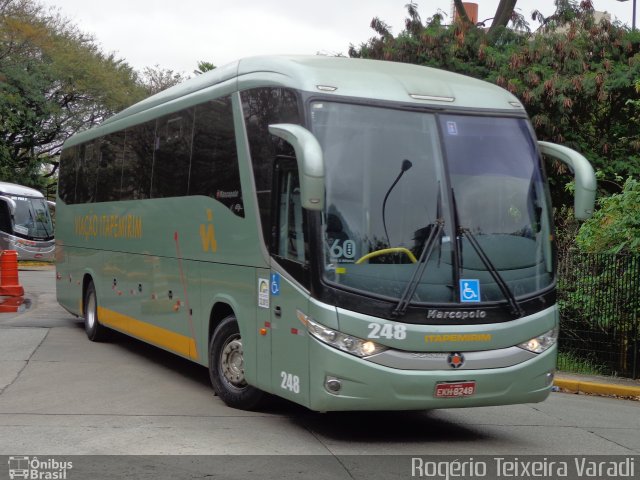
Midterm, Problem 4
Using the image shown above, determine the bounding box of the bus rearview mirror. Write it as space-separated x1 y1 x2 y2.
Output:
538 141 596 220
268 124 325 211
0 195 17 217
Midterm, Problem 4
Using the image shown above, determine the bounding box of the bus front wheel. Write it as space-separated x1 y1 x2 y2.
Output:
84 281 110 342
209 315 264 410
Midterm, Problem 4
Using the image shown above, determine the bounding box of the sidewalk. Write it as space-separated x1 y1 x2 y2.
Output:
554 372 640 400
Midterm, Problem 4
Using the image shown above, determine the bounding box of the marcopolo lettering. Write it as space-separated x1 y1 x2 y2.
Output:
427 309 487 320
216 190 239 199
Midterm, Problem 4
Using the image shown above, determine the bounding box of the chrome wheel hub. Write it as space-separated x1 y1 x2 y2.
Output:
221 337 246 388
86 294 96 329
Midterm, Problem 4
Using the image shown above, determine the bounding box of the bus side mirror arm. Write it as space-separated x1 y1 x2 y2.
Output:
268 124 325 211
538 141 596 220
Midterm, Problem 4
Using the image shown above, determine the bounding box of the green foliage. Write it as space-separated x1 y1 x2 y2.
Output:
350 1 640 203
555 176 639 378
558 242 638 377
576 177 640 254
556 351 607 375
557 251 639 376
138 65 188 95
194 60 216 75
0 0 146 189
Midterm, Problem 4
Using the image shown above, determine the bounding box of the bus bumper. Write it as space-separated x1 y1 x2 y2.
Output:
308 339 556 412
8 239 55 262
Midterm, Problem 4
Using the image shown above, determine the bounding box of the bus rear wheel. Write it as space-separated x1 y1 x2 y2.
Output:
84 281 110 342
209 315 264 410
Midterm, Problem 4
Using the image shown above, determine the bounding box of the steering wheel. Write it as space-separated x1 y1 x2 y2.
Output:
355 247 417 264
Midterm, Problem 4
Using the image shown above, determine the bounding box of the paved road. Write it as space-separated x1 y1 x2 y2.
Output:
0 267 638 477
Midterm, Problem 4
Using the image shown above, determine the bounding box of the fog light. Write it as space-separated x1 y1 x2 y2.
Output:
545 370 555 386
325 376 342 393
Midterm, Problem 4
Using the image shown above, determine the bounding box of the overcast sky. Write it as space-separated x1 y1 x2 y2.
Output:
37 0 635 74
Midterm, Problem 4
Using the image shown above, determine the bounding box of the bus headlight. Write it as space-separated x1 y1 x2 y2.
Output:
517 327 558 354
296 310 387 358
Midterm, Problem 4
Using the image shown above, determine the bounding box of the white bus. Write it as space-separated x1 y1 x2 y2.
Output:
0 181 55 261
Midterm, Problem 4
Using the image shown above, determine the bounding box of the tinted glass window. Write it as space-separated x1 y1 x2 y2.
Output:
58 146 77 204
439 115 554 298
0 201 11 233
75 141 97 203
122 122 155 200
275 161 307 263
190 98 243 217
152 109 194 198
312 102 453 302
96 132 125 202
240 88 301 244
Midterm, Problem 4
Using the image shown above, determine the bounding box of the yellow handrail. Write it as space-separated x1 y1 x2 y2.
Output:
355 247 417 264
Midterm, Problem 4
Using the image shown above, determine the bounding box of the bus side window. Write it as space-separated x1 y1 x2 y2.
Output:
190 97 244 216
152 110 193 198
96 132 125 202
273 157 307 265
0 201 12 233
241 87 303 247
58 146 77 204
76 141 97 203
122 122 155 200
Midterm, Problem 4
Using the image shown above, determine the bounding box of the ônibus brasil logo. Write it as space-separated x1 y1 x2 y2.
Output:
8 456 73 479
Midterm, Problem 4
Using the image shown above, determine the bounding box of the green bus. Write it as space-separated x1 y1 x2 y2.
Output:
56 56 596 411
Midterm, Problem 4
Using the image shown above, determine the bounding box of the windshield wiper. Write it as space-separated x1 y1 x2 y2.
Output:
391 220 444 317
392 189 444 318
30 210 51 238
458 227 525 318
36 214 51 237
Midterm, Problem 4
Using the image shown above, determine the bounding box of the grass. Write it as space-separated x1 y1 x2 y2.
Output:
557 351 609 376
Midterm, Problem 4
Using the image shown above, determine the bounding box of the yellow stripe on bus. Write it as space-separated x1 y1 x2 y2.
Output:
97 306 198 360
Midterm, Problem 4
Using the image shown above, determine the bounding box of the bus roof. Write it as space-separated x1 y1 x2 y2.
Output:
68 55 524 146
0 181 45 198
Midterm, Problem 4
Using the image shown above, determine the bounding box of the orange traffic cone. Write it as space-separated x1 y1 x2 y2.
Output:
0 296 25 313
0 250 25 297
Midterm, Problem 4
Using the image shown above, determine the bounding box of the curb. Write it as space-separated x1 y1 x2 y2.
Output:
554 378 640 399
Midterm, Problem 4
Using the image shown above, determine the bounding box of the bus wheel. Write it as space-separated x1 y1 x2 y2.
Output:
209 315 264 410
84 281 109 342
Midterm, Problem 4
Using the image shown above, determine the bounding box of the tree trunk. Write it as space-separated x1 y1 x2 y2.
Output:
489 0 517 34
453 0 472 26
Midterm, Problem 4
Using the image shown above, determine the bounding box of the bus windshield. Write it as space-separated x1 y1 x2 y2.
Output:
8 195 54 240
311 102 553 306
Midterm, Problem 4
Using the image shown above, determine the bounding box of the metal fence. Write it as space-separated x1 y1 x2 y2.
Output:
557 253 640 379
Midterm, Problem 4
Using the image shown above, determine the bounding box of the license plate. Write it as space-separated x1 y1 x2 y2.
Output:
434 381 476 398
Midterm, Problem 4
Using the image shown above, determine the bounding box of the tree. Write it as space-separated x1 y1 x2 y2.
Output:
350 1 640 204
193 60 216 75
0 0 145 189
138 65 188 95
453 0 518 34
576 177 640 253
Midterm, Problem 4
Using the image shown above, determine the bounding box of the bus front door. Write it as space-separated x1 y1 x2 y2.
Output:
269 157 310 405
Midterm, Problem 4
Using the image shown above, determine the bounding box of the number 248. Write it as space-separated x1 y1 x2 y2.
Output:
368 323 407 340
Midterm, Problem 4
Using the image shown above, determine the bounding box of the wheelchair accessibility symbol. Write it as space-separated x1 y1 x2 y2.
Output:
270 273 281 296
459 279 481 303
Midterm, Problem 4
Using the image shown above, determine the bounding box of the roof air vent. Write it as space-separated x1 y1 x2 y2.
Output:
409 94 455 102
